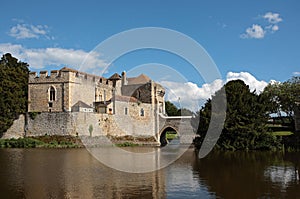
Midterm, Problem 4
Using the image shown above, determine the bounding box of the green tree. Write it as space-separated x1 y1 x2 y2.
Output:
165 101 193 116
195 80 279 150
262 77 300 126
165 101 180 116
0 53 29 136
178 108 193 116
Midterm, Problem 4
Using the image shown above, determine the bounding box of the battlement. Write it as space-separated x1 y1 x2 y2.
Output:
29 67 110 84
29 69 69 83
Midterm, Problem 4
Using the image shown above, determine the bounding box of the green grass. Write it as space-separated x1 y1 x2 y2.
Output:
166 132 178 140
0 136 82 148
271 131 294 136
115 142 139 147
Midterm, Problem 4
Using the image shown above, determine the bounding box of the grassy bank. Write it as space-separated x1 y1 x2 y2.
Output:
115 142 140 147
0 135 84 148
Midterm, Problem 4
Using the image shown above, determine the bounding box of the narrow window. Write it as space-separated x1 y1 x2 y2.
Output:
49 86 55 101
125 107 128 115
140 108 144 116
137 90 141 99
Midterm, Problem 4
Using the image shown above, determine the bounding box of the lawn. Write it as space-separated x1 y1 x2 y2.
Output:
271 131 294 136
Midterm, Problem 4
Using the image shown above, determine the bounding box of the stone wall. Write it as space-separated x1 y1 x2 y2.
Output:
111 101 156 137
26 112 74 136
28 70 70 112
26 112 103 137
95 82 114 103
28 68 111 113
3 110 159 144
69 76 97 110
28 82 65 112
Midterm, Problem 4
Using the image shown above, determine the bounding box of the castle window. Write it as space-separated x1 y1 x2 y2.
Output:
137 90 141 99
140 108 144 116
125 107 128 115
49 86 56 101
48 102 53 108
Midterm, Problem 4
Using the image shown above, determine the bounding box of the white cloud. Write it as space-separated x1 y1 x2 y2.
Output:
266 24 279 33
263 12 283 24
161 72 271 111
0 43 108 71
293 72 300 76
226 72 268 93
9 23 50 39
240 24 265 39
241 12 283 39
161 79 223 110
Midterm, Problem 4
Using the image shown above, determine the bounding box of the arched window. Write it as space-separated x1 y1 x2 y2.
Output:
49 86 56 101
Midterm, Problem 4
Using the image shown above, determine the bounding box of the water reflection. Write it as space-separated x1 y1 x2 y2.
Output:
264 166 299 189
0 148 166 199
192 150 300 199
0 148 300 198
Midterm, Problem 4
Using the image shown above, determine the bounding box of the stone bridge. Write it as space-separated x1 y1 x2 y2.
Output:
158 114 195 146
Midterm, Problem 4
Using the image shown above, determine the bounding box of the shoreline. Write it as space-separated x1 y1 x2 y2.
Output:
0 135 161 148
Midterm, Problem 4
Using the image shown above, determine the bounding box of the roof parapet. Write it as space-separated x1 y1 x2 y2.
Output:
39 71 48 78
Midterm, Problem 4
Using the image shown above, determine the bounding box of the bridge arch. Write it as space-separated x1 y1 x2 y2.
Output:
159 126 179 147
158 114 194 146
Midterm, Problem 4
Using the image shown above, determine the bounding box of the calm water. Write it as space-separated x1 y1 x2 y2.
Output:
0 147 299 199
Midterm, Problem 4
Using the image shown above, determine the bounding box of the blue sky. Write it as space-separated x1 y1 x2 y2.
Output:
0 0 299 110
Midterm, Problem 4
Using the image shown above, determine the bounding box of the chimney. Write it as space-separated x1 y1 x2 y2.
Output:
121 71 127 85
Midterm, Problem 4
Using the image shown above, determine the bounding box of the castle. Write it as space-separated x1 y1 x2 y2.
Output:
28 67 165 116
10 67 164 144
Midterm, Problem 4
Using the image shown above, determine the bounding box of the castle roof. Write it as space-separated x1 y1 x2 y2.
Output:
60 67 78 73
72 100 93 108
127 74 151 85
108 73 121 80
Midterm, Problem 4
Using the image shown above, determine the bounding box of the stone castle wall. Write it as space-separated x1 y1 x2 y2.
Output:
28 68 112 112
26 112 105 137
4 103 158 142
112 101 156 137
28 82 65 112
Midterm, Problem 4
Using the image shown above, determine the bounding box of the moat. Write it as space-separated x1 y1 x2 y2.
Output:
0 147 299 198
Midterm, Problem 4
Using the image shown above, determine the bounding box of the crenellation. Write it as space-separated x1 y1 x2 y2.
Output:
50 70 59 78
29 72 37 80
39 71 48 78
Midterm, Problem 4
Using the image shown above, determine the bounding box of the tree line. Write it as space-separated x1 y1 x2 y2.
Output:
166 76 300 151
